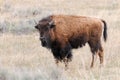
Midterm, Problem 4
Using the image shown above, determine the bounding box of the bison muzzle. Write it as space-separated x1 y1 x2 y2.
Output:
35 15 107 68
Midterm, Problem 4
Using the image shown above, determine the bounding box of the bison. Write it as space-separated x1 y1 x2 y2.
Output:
35 15 107 68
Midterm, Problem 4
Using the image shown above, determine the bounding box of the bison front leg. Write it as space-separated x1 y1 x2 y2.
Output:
63 58 68 70
62 51 72 70
55 59 59 66
51 47 62 66
60 43 72 69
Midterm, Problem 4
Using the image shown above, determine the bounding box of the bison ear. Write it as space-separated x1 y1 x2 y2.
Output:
49 21 55 29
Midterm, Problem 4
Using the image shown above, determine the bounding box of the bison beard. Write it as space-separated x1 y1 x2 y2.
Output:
51 41 72 61
35 15 107 68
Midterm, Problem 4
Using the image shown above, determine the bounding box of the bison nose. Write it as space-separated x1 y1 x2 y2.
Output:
40 37 45 41
40 37 47 47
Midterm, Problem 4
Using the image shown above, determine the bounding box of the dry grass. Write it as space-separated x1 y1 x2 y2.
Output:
0 0 120 80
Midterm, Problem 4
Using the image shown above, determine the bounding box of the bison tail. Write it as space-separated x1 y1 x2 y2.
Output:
101 20 107 42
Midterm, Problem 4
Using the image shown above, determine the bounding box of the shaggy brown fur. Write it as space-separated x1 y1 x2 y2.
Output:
35 15 107 68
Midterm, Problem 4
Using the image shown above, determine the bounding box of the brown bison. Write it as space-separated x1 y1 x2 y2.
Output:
35 15 107 68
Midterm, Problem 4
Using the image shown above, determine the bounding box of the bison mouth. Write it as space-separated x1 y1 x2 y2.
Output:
41 40 47 47
40 36 52 48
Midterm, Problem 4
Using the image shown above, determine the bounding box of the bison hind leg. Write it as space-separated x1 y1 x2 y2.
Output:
98 45 104 67
88 40 103 68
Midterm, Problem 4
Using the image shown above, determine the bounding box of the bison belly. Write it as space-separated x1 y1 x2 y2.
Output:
69 35 88 48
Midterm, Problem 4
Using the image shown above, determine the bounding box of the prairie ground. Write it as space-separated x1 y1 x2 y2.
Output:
0 0 120 80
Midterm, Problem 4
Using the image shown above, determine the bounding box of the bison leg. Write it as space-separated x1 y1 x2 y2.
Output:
88 40 102 68
55 59 59 66
51 42 72 68
66 52 72 62
98 50 104 67
63 51 72 70
63 56 72 70
88 39 104 68
60 42 72 60
51 47 62 66
63 58 68 69
98 46 104 67
91 54 95 68
88 42 96 68
60 43 72 69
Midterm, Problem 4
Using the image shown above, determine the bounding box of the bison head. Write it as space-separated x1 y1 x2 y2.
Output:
35 20 55 48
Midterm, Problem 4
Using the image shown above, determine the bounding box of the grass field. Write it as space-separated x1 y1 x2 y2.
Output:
0 0 120 80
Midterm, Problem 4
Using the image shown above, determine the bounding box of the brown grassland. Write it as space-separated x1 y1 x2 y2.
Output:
0 0 120 80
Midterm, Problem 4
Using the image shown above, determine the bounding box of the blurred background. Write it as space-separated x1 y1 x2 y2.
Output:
0 0 119 34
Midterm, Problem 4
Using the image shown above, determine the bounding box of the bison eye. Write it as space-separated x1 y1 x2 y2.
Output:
49 24 55 29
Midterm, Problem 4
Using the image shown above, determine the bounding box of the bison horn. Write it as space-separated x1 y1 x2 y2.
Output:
49 21 55 28
49 21 54 25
